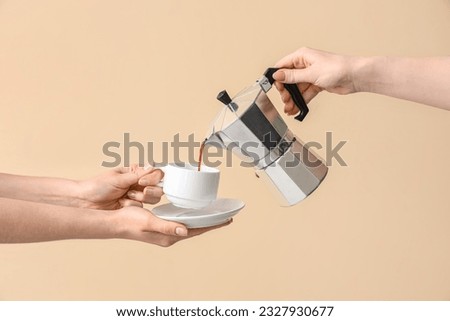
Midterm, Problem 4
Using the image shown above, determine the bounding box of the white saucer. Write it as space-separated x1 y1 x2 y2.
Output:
152 198 245 228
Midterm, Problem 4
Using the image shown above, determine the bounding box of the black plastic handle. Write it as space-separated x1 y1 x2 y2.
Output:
264 67 309 121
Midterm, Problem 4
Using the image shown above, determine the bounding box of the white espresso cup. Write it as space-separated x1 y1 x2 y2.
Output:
157 163 220 209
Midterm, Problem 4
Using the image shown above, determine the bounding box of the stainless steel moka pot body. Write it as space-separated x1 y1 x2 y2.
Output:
206 68 328 206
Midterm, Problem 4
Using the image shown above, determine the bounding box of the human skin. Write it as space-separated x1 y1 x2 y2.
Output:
0 165 231 245
0 165 162 209
273 47 450 114
0 197 230 245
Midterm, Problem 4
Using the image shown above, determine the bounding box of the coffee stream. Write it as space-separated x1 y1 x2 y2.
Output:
198 139 207 171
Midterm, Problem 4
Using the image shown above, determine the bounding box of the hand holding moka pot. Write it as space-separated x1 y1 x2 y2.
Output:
205 68 328 206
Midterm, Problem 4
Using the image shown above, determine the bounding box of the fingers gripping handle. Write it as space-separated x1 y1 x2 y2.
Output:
264 67 309 121
144 163 165 187
284 83 309 121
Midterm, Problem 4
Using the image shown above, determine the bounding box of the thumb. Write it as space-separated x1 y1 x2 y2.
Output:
273 68 314 84
147 215 189 237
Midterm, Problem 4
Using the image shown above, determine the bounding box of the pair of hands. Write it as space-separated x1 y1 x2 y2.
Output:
78 49 338 246
77 165 229 247
71 48 445 246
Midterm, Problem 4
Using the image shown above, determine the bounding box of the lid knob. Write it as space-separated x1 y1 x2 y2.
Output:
217 90 232 105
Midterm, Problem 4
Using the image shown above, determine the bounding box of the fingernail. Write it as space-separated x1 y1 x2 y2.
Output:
139 178 149 186
273 70 285 81
175 227 188 236
127 190 136 198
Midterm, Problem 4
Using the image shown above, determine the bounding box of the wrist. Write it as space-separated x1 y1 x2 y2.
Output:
351 56 388 94
93 210 119 239
107 208 129 240
64 179 90 208
28 177 88 208
71 208 118 240
73 179 99 209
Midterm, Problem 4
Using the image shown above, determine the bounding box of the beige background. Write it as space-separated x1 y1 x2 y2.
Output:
0 0 449 300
